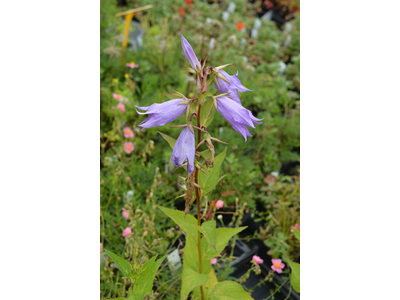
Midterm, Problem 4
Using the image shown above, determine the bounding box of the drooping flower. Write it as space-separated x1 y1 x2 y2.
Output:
211 258 217 264
122 208 129 220
181 35 201 71
117 103 125 113
216 96 262 141
291 223 300 232
135 98 187 129
124 142 134 154
215 200 224 209
100 243 103 253
271 259 285 273
113 93 121 100
123 127 134 138
215 70 251 104
126 61 139 69
123 227 132 237
252 255 264 267
236 22 245 31
171 127 195 174
178 8 185 15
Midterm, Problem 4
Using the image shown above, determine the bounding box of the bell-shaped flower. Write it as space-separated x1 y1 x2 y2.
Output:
181 35 201 71
215 70 251 104
171 126 195 174
135 98 187 129
216 96 262 141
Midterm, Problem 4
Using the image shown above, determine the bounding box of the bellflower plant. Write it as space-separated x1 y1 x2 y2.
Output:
133 34 263 300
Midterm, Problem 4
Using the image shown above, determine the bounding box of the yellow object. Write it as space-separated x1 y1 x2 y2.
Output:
124 74 129 78
116 5 153 65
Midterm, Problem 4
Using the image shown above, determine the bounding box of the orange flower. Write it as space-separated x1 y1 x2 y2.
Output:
236 22 244 30
186 0 192 4
178 8 185 15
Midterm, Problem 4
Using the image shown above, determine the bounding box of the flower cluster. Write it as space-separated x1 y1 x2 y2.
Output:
135 35 262 174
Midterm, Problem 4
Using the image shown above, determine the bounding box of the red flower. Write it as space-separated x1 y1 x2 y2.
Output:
265 2 274 9
186 0 192 5
236 22 244 30
178 8 185 15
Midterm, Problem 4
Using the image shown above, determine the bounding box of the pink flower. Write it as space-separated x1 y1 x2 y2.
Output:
126 62 139 69
252 255 264 266
123 227 132 237
291 223 300 232
124 142 134 154
122 208 129 220
117 103 125 113
123 127 134 138
215 200 224 209
158 180 162 185
113 93 121 100
211 258 217 264
271 259 285 273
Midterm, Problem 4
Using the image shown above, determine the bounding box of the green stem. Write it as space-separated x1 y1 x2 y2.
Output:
195 93 205 300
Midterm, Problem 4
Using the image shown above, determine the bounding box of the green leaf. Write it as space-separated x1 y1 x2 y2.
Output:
158 131 176 149
198 220 216 251
200 98 216 128
293 229 300 241
287 259 300 293
201 226 247 275
207 281 254 300
132 255 166 300
180 264 209 300
192 267 219 299
105 250 132 279
198 148 227 196
200 149 213 161
157 206 198 242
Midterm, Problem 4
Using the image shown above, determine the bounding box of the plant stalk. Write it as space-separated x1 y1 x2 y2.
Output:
195 92 205 300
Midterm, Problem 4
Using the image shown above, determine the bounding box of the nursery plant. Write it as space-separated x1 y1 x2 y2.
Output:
100 1 300 299
104 33 298 299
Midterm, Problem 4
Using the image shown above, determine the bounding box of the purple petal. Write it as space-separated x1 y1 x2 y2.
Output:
215 70 251 104
135 99 187 129
171 127 195 174
216 96 262 141
181 35 201 71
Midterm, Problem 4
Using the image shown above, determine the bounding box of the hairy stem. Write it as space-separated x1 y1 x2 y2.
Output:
195 93 205 300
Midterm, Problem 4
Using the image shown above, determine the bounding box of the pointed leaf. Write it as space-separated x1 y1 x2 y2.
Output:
221 190 236 197
132 255 167 300
200 98 215 127
198 148 227 196
157 206 198 242
105 250 133 279
158 131 176 149
180 265 209 300
207 281 254 300
192 268 219 299
201 226 247 275
200 149 213 161
287 259 300 293
198 220 216 251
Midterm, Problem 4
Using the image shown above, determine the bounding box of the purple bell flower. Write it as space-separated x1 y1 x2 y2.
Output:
171 127 195 174
216 96 262 141
181 35 201 71
215 70 251 104
135 98 187 129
